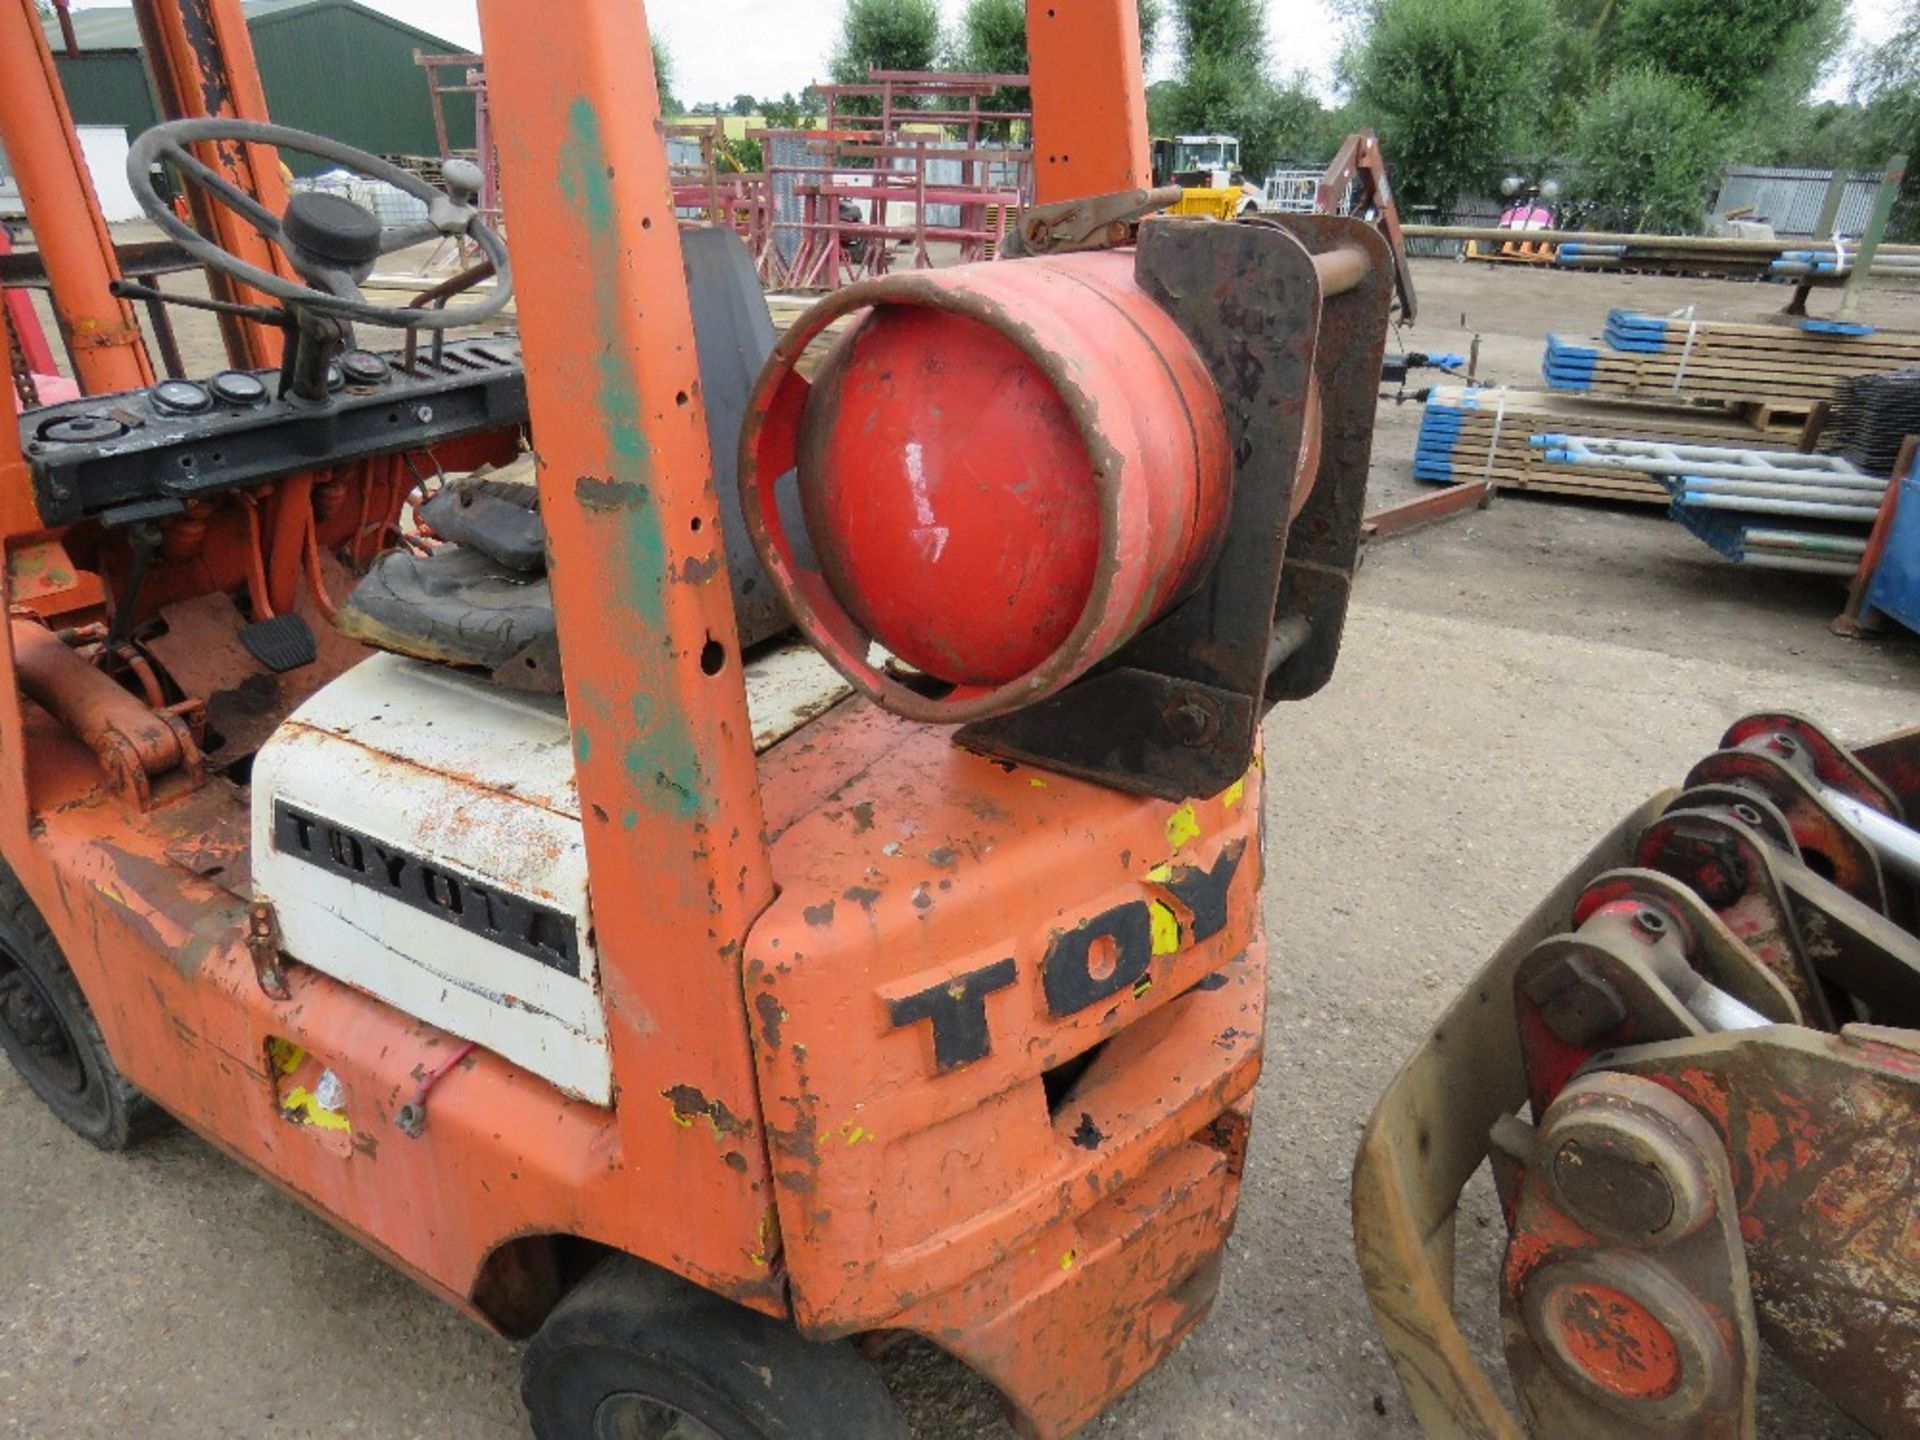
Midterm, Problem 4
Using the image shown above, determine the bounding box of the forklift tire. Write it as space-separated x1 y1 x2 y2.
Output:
0 866 167 1151
521 1256 911 1440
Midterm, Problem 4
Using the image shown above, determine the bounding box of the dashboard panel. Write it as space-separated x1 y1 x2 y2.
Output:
21 336 527 528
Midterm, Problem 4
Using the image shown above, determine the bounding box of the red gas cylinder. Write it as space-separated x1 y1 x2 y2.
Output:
742 251 1233 723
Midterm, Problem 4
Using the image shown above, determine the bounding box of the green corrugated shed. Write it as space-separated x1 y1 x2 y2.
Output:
44 0 475 176
49 51 160 138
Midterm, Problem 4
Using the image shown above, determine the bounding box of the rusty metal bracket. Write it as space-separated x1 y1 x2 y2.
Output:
1500 1073 1757 1439
1611 1027 1920 1439
246 898 290 1000
1002 184 1185 258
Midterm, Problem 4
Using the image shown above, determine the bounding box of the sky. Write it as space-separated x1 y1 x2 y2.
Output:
69 0 1913 107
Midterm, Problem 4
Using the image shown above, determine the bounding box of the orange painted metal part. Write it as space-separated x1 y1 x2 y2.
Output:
0 0 154 394
132 0 294 368
477 0 787 1308
747 700 1265 1433
1026 0 1151 204
10 621 195 799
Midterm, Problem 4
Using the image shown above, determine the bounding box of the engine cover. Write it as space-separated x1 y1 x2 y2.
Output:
250 652 610 1102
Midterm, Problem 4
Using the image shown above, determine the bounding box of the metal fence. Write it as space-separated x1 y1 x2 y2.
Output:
1711 167 1883 239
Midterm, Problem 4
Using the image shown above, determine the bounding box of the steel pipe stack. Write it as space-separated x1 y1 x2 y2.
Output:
1537 435 1887 575
1415 386 1793 504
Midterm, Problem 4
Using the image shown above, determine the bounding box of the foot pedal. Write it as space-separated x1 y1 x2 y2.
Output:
240 615 317 674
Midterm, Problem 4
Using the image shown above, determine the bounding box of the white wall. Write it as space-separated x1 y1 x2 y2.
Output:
77 125 140 224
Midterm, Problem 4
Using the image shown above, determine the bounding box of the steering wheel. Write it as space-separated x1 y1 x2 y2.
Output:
126 118 513 331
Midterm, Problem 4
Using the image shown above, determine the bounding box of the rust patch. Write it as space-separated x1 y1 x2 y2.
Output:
755 991 787 1048
662 1083 750 1138
848 800 876 833
574 474 649 511
802 900 836 928
843 885 882 912
927 846 958 869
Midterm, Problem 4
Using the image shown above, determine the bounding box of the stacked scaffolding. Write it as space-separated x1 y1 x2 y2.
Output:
754 71 1033 292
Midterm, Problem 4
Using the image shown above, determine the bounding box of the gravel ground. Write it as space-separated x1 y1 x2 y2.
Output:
5 253 1919 1438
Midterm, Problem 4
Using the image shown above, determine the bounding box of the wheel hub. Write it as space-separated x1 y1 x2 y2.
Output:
0 963 83 1091
593 1393 725 1440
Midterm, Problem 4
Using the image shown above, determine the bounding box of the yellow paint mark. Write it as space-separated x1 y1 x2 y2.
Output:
1166 804 1201 851
1132 974 1155 1000
1223 778 1246 809
1061 1249 1077 1271
1144 861 1173 883
841 1121 876 1146
268 1038 306 1076
668 1108 695 1129
281 1087 351 1133
1149 900 1181 956
1029 777 1048 789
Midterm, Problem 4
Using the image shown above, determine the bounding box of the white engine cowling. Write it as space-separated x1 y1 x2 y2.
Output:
250 652 610 1102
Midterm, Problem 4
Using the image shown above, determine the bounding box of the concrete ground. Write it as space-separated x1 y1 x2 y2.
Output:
6 252 1920 1437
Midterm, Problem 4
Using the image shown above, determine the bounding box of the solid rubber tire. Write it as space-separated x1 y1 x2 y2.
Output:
521 1256 910 1440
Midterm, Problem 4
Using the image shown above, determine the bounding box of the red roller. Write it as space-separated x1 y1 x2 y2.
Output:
742 251 1233 723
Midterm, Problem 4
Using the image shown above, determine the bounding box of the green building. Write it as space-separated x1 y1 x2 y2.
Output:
42 0 476 175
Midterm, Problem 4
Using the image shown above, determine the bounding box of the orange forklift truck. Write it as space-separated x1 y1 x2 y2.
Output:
0 2 1401 1435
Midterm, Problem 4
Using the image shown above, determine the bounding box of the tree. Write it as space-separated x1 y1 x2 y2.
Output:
730 94 759 117
954 0 1178 130
1138 0 1164 66
1349 0 1556 218
1853 0 1919 237
831 0 943 87
1567 67 1729 231
1604 0 1846 113
1157 0 1336 179
956 0 1030 125
762 92 815 131
652 37 680 116
1172 0 1266 65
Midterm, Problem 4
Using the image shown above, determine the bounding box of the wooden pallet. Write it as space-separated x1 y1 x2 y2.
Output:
1418 386 1797 506
1546 311 1920 413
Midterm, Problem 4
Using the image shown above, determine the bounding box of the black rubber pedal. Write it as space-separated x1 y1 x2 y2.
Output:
239 614 318 674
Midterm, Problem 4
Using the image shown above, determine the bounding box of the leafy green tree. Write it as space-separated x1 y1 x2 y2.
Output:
955 0 1177 129
1173 0 1266 62
1567 68 1730 231
1349 0 1556 218
1604 0 1846 113
652 38 680 116
1854 0 1919 237
1156 0 1339 179
956 0 1030 125
1137 0 1164 64
831 0 944 87
761 92 813 130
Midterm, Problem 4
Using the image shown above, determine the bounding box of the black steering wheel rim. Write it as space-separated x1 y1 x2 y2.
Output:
126 117 512 332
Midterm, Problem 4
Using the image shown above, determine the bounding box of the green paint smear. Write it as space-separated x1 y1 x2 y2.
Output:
555 95 707 819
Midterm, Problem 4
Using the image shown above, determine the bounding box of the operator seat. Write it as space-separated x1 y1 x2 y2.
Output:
336 225 794 692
